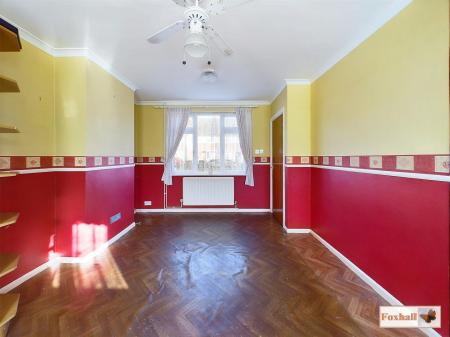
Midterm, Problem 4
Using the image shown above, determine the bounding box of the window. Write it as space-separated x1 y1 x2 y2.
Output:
173 113 245 175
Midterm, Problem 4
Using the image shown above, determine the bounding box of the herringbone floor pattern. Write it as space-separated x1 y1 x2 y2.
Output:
7 213 425 337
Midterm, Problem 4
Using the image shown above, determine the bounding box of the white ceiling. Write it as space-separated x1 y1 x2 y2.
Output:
0 0 411 101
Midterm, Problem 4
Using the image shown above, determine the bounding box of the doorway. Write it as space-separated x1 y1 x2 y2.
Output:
270 109 284 226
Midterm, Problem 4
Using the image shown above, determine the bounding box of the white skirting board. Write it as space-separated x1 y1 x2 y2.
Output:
135 208 271 213
0 260 55 294
57 222 136 264
0 222 136 294
283 227 311 234
291 229 441 337
309 230 402 305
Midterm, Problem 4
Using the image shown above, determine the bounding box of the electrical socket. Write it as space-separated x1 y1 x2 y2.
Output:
110 212 122 224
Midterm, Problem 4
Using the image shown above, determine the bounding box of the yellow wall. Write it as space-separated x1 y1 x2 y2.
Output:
0 40 55 156
311 0 449 155
0 39 134 157
87 61 134 156
270 85 311 156
7 0 445 161
252 105 271 156
287 85 311 156
134 105 272 157
134 106 164 157
271 87 287 117
54 57 87 156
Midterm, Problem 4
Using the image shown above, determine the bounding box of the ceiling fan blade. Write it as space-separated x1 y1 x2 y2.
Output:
171 0 196 7
206 26 233 56
222 0 255 10
206 0 255 15
147 20 185 44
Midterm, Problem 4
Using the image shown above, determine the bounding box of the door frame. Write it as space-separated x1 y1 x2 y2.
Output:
270 107 286 228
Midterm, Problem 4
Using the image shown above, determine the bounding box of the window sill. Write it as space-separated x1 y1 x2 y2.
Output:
173 172 246 177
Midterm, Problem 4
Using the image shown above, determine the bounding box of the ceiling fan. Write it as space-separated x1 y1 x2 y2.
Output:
147 0 255 59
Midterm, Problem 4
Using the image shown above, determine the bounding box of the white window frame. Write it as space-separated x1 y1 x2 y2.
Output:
173 112 246 176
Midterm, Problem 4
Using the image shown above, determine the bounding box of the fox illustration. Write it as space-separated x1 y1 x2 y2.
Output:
420 310 437 323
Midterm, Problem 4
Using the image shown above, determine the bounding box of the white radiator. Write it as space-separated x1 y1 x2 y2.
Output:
182 177 235 206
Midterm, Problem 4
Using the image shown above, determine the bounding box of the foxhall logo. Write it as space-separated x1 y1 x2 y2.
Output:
420 309 437 323
380 306 441 328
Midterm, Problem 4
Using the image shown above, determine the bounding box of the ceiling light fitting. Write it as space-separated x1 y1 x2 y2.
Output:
183 5 209 58
147 0 254 59
184 32 209 58
201 61 218 83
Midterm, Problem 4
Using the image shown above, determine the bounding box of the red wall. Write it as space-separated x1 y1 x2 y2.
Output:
54 172 86 257
310 168 449 336
285 167 311 228
55 167 135 257
234 165 270 209
135 165 165 209
0 166 135 289
0 173 56 288
85 168 134 242
134 164 270 209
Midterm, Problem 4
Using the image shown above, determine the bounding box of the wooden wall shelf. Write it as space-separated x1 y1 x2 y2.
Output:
0 17 21 337
0 213 19 228
0 172 17 178
0 18 21 52
0 124 19 133
0 294 20 330
0 254 19 278
0 75 19 93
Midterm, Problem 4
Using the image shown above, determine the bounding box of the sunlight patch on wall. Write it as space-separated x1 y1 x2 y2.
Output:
72 223 108 257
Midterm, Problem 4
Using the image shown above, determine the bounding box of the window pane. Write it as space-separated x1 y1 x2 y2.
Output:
224 133 244 171
186 117 193 129
197 115 220 173
224 116 237 128
174 133 193 171
173 113 245 175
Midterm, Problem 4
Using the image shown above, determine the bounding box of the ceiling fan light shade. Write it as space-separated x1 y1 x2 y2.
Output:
184 33 209 58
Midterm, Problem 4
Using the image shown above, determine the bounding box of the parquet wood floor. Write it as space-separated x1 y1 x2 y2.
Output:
7 213 425 337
